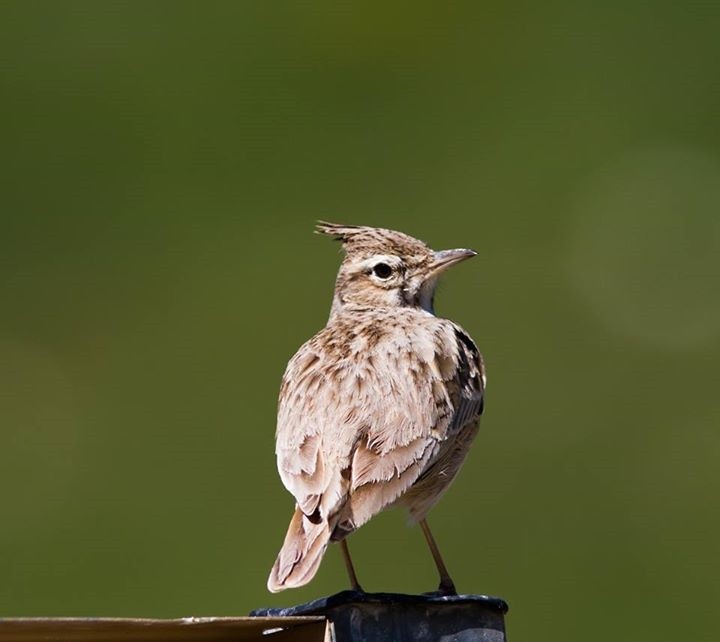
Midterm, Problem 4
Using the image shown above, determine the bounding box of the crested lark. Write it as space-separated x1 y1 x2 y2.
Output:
268 223 485 595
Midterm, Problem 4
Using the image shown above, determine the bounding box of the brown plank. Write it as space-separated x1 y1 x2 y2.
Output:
0 617 327 642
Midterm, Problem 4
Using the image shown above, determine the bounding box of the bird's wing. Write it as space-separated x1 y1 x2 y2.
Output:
445 325 485 434
275 317 484 535
275 329 374 523
397 323 486 521
341 321 484 532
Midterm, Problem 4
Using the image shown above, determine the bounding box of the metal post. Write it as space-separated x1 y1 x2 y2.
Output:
252 591 509 642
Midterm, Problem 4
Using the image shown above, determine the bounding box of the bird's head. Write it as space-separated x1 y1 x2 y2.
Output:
316 222 476 316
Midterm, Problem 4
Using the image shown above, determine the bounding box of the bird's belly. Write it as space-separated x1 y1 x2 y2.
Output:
398 420 481 523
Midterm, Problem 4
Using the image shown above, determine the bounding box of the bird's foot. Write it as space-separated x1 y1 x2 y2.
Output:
422 580 457 597
437 579 457 596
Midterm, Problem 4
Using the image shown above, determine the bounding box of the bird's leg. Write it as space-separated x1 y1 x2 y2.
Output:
419 518 457 595
340 538 364 592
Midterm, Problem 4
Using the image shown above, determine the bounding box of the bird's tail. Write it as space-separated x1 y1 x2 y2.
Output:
267 507 331 592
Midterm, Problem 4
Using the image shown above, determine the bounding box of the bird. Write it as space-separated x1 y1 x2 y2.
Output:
267 222 485 595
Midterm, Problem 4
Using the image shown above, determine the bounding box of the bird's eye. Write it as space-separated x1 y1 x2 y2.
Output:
372 263 393 279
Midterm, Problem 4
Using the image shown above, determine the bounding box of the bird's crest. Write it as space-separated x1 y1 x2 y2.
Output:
315 221 430 257
315 221 366 241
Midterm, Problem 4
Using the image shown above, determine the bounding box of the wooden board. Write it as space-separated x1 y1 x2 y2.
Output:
0 617 328 642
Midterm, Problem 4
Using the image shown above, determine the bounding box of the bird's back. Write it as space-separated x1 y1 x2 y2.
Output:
275 307 485 537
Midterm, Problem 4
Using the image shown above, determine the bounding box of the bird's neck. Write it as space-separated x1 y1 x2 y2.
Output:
328 297 435 322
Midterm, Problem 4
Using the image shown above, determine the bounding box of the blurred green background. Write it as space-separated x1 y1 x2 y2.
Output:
1 2 719 641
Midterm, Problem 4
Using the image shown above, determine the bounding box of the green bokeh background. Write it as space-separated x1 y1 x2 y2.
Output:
1 3 719 641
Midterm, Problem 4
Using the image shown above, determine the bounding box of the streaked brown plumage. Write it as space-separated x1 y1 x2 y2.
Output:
267 223 485 594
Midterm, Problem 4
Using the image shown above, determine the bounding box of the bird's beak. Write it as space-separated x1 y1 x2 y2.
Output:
429 248 477 277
